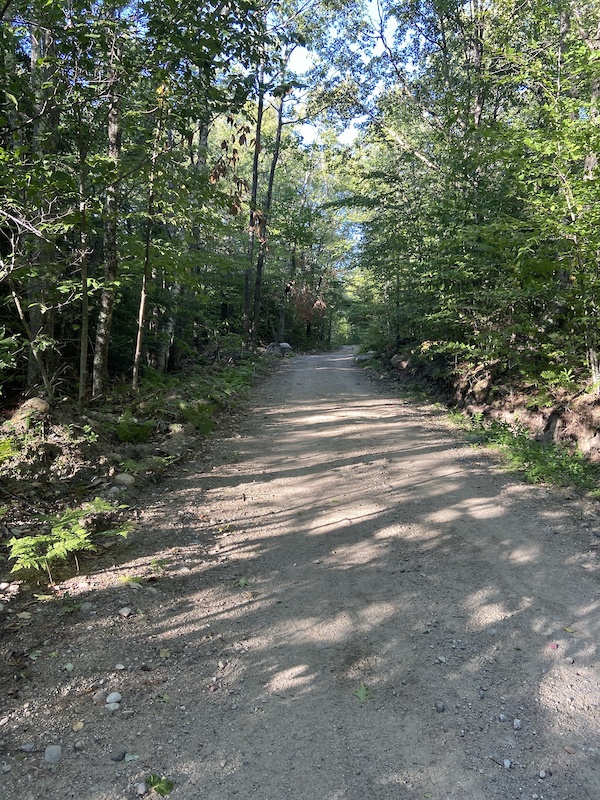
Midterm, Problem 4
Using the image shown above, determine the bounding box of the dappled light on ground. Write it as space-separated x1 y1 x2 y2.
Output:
3 348 600 799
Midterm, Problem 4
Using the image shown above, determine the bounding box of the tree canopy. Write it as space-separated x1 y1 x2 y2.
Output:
1 0 599 403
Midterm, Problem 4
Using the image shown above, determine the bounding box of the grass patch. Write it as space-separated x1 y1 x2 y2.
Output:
457 413 600 491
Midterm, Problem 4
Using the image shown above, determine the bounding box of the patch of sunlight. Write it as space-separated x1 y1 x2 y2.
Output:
423 507 463 524
307 507 384 536
321 540 385 569
266 664 316 694
507 545 539 564
456 499 507 519
285 603 397 644
462 588 532 631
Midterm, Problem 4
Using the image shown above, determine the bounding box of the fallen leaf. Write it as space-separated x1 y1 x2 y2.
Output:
124 753 140 762
28 650 41 661
549 642 559 650
16 612 32 620
64 663 74 672
159 648 171 659
563 627 576 633
72 720 84 732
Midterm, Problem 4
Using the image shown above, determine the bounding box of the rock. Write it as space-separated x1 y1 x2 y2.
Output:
44 744 62 764
105 703 121 712
498 714 507 722
1 764 12 773
79 602 93 613
111 750 126 762
503 758 512 769
115 663 126 670
133 782 148 797
92 689 107 704
118 607 133 618
279 342 293 354
106 692 122 704
513 718 522 730
435 700 445 712
74 739 85 751
19 742 35 752
266 342 283 356
114 473 135 487
9 398 50 426
539 770 547 779
355 351 376 363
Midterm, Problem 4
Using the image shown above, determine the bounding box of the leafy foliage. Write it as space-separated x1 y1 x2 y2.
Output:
460 416 600 491
115 411 156 443
8 498 131 580
148 774 174 795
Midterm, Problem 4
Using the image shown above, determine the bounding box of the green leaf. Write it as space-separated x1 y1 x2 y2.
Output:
148 775 174 795
353 683 373 703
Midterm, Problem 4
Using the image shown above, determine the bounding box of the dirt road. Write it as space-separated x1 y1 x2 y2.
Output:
2 348 600 800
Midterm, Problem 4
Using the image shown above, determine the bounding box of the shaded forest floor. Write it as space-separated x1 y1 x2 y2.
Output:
1 347 600 800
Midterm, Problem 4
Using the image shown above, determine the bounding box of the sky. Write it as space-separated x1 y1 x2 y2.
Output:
286 1 397 146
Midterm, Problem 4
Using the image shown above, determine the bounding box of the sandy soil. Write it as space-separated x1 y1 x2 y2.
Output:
2 346 600 800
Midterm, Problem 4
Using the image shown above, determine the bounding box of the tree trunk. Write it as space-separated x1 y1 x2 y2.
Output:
77 118 90 409
132 105 164 391
245 66 265 340
251 94 284 348
92 34 121 398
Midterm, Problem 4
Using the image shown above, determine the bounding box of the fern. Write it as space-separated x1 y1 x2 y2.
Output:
8 497 130 580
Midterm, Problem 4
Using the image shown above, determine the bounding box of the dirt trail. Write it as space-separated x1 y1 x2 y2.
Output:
2 347 600 800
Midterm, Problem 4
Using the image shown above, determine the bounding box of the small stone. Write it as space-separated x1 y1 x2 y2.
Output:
74 740 85 751
134 782 148 797
110 750 126 762
498 714 507 722
80 602 93 613
44 744 62 764
105 703 121 711
118 607 133 618
19 742 35 752
564 744 577 754
1 764 12 773
114 473 135 487
513 718 522 730
565 656 574 664
92 690 107 704
436 655 447 663
435 700 445 712
503 758 511 769
539 770 546 779
106 692 122 704
115 663 126 670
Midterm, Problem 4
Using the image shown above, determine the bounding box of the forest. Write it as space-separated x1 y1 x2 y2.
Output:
0 0 599 424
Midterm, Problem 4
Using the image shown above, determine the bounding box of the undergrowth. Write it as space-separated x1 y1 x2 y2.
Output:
7 497 132 582
454 412 600 492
